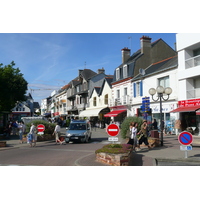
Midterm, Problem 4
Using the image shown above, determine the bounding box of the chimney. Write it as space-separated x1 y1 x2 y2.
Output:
121 47 130 64
98 67 105 74
140 36 151 54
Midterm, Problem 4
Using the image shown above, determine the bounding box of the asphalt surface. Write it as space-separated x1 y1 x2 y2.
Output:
1 128 200 166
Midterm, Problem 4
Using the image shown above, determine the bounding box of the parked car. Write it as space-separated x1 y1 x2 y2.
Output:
65 120 92 143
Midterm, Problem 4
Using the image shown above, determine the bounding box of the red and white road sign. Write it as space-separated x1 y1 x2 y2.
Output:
37 124 45 132
106 124 120 137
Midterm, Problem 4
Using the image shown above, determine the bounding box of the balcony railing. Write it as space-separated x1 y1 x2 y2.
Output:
109 96 133 107
187 88 200 99
185 55 200 69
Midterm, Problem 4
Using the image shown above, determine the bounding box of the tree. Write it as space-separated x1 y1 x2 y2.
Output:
120 116 143 139
0 61 28 111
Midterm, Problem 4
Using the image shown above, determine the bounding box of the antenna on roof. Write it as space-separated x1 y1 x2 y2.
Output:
128 36 132 54
84 61 86 69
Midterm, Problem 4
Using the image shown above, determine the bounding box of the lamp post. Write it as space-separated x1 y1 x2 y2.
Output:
149 86 172 146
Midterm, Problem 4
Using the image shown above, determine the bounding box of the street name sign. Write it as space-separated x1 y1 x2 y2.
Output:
178 131 193 145
106 124 120 137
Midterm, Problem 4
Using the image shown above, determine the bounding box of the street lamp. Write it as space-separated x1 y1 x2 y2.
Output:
149 86 172 146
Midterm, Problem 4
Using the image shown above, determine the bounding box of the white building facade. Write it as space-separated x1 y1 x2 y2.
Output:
171 33 200 135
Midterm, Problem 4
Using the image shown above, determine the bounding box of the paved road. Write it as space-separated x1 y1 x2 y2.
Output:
0 128 114 166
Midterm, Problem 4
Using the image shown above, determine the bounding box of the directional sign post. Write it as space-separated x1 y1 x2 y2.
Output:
178 131 193 158
37 124 45 135
106 124 120 143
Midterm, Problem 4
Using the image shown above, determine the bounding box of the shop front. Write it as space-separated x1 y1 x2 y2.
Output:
171 98 200 135
150 102 177 134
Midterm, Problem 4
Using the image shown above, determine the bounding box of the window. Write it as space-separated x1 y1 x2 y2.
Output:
104 94 108 104
117 89 120 98
133 81 143 97
123 65 128 78
116 68 120 80
93 97 97 106
158 76 169 88
124 87 127 96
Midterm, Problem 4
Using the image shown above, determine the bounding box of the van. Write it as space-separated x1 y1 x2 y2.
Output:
65 120 92 143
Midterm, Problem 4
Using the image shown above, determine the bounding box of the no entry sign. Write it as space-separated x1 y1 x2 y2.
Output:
107 124 120 137
178 131 193 145
37 124 45 132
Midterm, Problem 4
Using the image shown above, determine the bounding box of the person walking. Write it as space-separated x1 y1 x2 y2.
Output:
28 123 37 147
138 120 151 150
52 122 63 144
18 122 24 144
128 122 139 151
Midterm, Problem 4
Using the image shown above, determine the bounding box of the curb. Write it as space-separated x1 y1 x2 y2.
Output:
155 157 200 166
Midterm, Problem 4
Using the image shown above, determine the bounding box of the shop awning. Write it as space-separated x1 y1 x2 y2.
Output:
79 108 105 117
104 109 126 117
171 105 200 113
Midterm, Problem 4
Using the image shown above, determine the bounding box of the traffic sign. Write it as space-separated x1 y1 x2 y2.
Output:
108 137 119 142
37 124 45 132
178 131 193 145
107 124 120 137
180 145 192 151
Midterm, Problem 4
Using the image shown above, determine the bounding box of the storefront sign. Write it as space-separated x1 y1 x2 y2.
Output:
178 98 200 107
151 104 176 113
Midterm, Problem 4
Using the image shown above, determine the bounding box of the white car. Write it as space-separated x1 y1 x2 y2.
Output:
65 120 92 143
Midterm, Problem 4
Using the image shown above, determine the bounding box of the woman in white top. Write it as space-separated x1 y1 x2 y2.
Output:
28 123 37 147
131 122 138 151
53 122 62 144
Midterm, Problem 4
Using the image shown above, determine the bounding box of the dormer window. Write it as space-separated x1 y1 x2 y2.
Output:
123 65 128 78
116 68 120 80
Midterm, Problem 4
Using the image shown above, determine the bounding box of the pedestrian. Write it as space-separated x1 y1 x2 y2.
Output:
127 122 134 144
28 123 37 147
137 120 151 150
152 119 158 130
127 122 139 151
18 122 24 144
52 122 63 144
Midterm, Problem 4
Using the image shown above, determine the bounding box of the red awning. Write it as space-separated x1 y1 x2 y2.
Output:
171 105 200 113
104 109 126 117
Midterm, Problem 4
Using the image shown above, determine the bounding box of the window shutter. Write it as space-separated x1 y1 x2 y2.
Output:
140 81 143 96
133 83 136 97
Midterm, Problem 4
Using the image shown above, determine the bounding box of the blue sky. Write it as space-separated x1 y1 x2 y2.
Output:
0 33 176 103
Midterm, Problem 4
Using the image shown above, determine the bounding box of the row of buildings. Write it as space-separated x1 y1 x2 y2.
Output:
40 33 200 135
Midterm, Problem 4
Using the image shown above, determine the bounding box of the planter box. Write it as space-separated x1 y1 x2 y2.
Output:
0 141 6 147
96 152 130 166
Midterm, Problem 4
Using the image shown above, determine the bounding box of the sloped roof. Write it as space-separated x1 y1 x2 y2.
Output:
80 69 97 80
132 55 178 81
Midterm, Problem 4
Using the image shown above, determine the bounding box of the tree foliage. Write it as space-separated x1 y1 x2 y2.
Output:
0 61 28 111
120 116 143 139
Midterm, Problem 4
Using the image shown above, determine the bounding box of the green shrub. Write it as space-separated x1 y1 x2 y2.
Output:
95 144 132 154
120 116 143 139
25 120 56 135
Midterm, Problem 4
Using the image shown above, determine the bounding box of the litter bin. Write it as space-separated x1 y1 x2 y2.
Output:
150 130 159 138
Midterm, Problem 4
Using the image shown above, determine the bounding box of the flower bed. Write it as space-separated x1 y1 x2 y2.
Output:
95 144 132 166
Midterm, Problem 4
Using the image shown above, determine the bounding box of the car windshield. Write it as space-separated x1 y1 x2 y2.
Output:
69 123 86 130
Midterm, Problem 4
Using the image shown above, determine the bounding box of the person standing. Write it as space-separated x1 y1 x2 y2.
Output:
127 122 139 151
138 120 151 150
52 122 62 144
152 119 158 130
